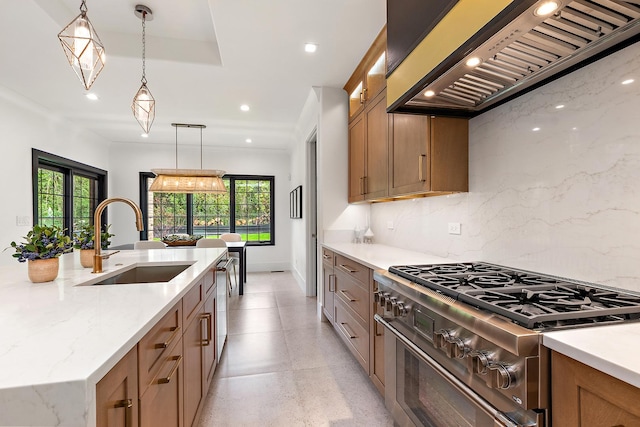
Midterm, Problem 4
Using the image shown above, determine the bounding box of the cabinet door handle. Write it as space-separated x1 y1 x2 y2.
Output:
359 177 364 195
201 313 212 346
340 322 357 339
158 355 182 384
339 264 357 273
340 289 357 302
329 274 336 292
155 326 180 349
363 176 368 194
418 154 426 182
114 399 133 427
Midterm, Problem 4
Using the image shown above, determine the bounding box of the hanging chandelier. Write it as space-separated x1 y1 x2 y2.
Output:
149 123 226 193
132 5 155 134
57 0 106 91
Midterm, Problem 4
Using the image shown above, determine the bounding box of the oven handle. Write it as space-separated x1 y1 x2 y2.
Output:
374 314 519 427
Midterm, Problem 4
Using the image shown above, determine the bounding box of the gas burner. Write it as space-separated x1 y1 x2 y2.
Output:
389 262 504 278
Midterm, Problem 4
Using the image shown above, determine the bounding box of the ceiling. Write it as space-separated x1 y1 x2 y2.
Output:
0 0 386 151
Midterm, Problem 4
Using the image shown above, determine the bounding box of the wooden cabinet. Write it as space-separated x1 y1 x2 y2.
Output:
389 115 468 197
96 267 223 427
321 248 336 324
552 351 640 426
346 27 389 203
370 278 385 396
96 347 139 427
345 27 387 122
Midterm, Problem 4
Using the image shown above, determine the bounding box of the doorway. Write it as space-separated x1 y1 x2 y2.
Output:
305 130 318 296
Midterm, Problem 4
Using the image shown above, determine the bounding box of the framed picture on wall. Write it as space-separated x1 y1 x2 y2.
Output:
290 185 302 219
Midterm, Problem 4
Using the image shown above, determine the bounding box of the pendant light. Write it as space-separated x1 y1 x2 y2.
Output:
57 0 106 90
132 5 155 134
149 123 226 193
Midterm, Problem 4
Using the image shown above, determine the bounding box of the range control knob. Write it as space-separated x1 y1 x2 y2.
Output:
433 329 456 358
488 363 516 389
468 350 493 375
373 291 381 303
386 297 397 312
451 338 470 359
392 301 406 317
378 292 390 308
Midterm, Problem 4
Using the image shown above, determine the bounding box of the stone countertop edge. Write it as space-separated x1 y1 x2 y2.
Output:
322 242 640 390
0 247 227 427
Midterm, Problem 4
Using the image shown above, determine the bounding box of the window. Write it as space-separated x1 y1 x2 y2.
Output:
32 150 107 235
140 173 274 246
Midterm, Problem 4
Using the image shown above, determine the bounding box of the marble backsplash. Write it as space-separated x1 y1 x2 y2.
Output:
370 41 640 292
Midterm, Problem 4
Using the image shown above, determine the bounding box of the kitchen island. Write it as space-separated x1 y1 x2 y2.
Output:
0 247 226 427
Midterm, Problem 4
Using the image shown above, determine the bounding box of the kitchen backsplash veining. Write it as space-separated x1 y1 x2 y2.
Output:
371 41 640 292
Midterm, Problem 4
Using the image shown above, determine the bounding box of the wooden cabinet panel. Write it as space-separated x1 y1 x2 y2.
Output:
321 249 336 324
389 115 468 197
364 93 389 200
552 351 640 426
335 297 369 373
183 310 204 427
348 115 366 203
335 270 369 326
96 347 138 427
138 303 182 393
203 292 217 393
139 338 184 427
183 281 204 327
335 254 370 286
203 269 216 299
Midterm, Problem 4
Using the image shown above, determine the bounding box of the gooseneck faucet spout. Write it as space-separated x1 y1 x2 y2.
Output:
93 197 144 273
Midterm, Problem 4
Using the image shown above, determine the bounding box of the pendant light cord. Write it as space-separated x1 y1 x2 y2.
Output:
200 126 203 169
79 0 87 14
175 124 178 169
141 11 147 85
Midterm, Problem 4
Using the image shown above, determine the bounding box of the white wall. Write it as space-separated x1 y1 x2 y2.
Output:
371 42 640 292
108 141 292 272
0 86 111 266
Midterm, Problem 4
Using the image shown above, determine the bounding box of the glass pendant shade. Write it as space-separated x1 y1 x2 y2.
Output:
57 8 105 90
132 83 155 134
149 169 227 193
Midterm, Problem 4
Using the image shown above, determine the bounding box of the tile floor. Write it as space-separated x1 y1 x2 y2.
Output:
197 271 394 427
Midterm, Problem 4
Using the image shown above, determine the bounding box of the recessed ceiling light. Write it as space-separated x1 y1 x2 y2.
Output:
141 133 149 138
622 78 635 85
240 104 250 112
86 93 99 100
555 104 565 109
535 1 559 16
532 127 541 131
465 57 482 67
245 138 252 143
424 90 435 97
304 43 318 53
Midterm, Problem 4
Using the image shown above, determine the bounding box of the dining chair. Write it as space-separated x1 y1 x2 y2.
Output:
219 233 241 287
134 241 166 249
196 238 235 295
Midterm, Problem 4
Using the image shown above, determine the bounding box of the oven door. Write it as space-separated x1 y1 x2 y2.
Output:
376 315 523 427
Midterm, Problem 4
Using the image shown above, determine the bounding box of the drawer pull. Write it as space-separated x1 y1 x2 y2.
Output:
113 399 133 427
322 253 331 260
339 264 358 273
418 154 426 182
158 355 182 384
201 313 213 346
339 289 357 302
155 326 181 349
340 322 357 339
329 274 336 293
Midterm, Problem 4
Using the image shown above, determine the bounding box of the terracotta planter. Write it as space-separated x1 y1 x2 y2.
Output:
79 249 94 268
27 258 59 283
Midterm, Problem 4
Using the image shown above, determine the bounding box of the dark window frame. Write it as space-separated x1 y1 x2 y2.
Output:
32 149 108 234
139 173 275 246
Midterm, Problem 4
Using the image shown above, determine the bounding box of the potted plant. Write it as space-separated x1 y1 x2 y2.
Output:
10 224 73 283
73 224 115 268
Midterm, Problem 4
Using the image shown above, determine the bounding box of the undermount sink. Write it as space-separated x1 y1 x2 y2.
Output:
82 264 192 286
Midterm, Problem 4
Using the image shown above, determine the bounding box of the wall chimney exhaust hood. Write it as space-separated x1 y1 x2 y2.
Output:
387 0 640 117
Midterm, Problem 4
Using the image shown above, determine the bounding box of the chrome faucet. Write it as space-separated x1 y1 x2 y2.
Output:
93 197 144 273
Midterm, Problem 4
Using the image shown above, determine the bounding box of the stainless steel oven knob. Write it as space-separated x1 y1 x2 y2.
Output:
452 338 470 359
434 329 456 358
373 291 381 303
379 292 390 308
385 297 397 311
468 350 493 375
488 363 516 390
392 301 406 317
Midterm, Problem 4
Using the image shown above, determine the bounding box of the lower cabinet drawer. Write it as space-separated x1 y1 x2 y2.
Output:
335 271 369 325
138 302 182 394
334 298 369 372
139 337 184 427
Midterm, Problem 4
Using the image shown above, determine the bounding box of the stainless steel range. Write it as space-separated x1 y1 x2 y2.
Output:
373 262 640 427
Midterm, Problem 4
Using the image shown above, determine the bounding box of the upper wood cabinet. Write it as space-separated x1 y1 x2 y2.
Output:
389 115 468 197
345 27 387 123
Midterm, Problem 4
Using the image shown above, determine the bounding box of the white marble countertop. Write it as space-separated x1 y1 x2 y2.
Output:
0 247 226 427
323 242 640 390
